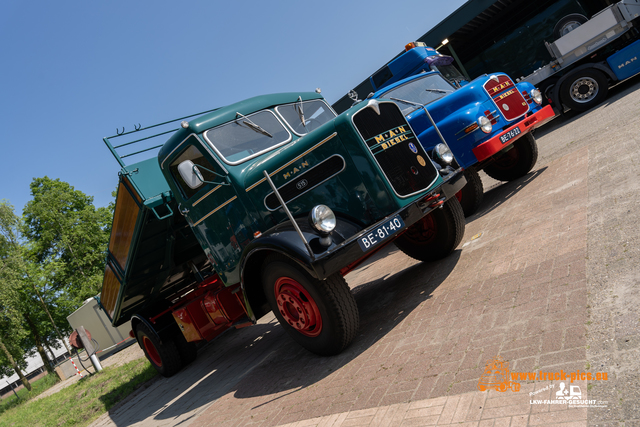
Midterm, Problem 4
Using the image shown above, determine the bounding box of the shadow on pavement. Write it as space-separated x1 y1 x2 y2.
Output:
466 166 548 224
109 247 462 425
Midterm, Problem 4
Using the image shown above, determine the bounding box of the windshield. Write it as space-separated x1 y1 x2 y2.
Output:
204 110 291 165
276 99 337 135
431 64 465 87
380 74 455 115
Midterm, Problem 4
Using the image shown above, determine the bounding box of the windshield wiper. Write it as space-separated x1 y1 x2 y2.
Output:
424 88 451 94
295 96 306 127
389 97 424 108
236 112 273 138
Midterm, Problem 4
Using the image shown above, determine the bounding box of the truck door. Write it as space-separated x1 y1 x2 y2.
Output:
165 135 249 285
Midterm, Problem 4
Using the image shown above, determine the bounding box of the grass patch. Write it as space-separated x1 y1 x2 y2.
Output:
0 373 60 413
0 358 157 427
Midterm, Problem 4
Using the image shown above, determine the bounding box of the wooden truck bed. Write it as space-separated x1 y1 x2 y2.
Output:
99 157 208 327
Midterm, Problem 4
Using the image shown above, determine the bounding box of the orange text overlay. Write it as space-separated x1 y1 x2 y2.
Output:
511 370 608 383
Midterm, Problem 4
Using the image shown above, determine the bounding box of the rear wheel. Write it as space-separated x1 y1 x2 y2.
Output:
394 197 465 262
136 323 182 377
483 133 538 182
173 332 198 367
262 255 359 356
456 168 484 217
560 69 608 112
553 14 588 39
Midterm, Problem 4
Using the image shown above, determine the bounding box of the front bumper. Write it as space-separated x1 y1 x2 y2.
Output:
472 105 555 162
310 170 466 279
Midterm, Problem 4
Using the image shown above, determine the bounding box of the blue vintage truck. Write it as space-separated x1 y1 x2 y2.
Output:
359 44 556 216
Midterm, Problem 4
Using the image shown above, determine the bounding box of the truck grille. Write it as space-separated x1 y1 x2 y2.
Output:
484 75 529 122
353 102 438 197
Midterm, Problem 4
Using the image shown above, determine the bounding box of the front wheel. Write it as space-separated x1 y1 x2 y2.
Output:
456 167 484 217
483 133 538 182
262 255 359 356
394 197 465 262
136 323 182 377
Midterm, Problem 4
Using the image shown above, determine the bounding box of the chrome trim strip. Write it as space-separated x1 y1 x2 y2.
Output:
203 110 293 166
263 155 346 212
245 132 338 192
193 196 237 226
192 185 222 207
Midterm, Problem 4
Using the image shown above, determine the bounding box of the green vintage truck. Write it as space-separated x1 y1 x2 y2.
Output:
99 91 466 376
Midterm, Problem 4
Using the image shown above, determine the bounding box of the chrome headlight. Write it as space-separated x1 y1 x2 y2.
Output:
309 205 336 234
478 116 492 134
531 89 543 105
433 143 454 164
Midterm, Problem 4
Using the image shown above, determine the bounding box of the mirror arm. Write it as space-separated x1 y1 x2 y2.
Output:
192 164 230 186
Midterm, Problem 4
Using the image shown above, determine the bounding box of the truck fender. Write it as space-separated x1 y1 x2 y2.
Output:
130 315 161 346
552 62 616 109
239 227 322 322
130 313 179 346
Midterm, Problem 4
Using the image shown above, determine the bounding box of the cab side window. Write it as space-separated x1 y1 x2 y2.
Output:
169 143 221 199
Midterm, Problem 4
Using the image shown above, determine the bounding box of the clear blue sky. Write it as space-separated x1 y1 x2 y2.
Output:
1 0 467 213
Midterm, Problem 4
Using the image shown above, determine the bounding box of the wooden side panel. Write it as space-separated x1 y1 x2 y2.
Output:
109 179 141 270
100 264 121 319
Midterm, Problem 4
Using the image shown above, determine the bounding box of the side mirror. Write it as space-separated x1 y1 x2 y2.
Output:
177 160 204 190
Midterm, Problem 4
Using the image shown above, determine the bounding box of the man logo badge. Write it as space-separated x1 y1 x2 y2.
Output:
296 179 308 190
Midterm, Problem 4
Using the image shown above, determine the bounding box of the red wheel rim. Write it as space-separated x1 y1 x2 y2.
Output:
455 190 462 203
143 336 162 367
274 277 323 337
404 214 437 244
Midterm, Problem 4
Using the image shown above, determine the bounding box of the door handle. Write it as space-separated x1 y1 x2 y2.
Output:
178 203 189 216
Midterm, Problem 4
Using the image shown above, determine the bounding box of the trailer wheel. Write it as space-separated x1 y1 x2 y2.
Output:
560 69 608 112
136 323 182 377
483 133 538 182
456 168 484 217
553 14 588 39
262 255 359 356
394 197 465 262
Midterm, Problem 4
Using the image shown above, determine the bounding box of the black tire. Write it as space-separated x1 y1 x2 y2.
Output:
174 333 198 367
553 14 588 39
483 133 538 182
394 197 465 262
136 323 182 377
457 168 484 217
560 69 608 112
262 255 359 356
538 78 558 107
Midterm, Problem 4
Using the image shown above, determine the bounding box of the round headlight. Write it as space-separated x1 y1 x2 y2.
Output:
433 143 454 164
531 89 543 105
309 205 336 234
478 116 492 134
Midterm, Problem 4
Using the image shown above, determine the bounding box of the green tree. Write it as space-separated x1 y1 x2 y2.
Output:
22 177 112 308
0 202 31 391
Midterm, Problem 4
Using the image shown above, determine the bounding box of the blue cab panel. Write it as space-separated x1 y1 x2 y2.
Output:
607 39 640 81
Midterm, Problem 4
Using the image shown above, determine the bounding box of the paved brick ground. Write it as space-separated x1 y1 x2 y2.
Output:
91 77 640 427
187 142 591 427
